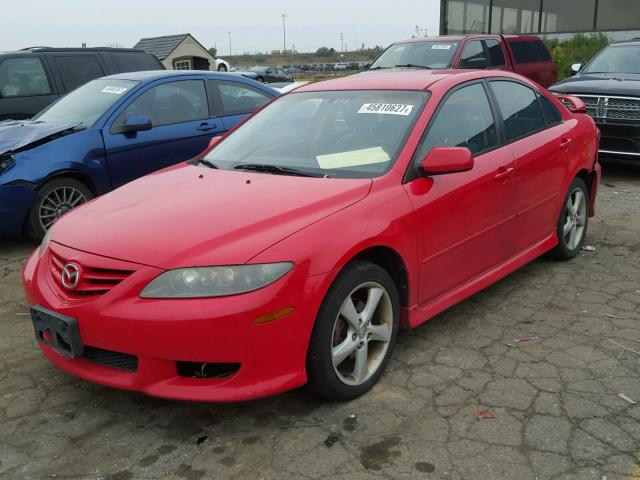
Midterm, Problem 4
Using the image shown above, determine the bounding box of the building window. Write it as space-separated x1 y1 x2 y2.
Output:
490 0 541 33
541 0 596 33
596 0 640 31
174 59 192 70
445 0 490 34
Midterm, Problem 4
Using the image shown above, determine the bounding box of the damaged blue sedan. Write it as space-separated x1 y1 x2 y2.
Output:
0 70 277 238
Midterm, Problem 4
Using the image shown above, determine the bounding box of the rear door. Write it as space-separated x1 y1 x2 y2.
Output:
103 77 223 188
0 55 58 120
488 79 567 252
404 81 517 304
208 79 274 131
47 53 106 94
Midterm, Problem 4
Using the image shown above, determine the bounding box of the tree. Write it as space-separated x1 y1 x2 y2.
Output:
208 47 217 58
410 25 428 38
316 47 337 57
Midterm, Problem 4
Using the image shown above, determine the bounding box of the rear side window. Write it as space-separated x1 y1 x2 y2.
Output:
415 82 498 157
109 52 161 72
212 81 272 116
0 57 52 98
490 80 545 141
485 40 506 67
538 93 562 126
459 41 488 69
54 55 105 91
510 40 551 64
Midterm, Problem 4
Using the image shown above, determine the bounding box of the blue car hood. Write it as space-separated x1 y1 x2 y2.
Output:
0 120 80 155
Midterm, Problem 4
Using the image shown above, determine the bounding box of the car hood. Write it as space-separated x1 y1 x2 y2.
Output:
0 120 80 155
52 164 372 269
550 73 640 96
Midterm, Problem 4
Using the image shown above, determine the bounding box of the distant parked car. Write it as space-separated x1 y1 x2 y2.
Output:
333 63 349 71
0 71 278 238
237 66 293 83
549 39 640 162
0 47 164 121
214 58 231 72
369 34 557 87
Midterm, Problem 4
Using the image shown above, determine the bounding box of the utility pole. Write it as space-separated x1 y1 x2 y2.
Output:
281 14 287 54
340 32 344 53
355 32 358 53
227 31 232 56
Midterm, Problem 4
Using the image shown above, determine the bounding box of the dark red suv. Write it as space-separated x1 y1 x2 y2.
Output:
369 34 557 88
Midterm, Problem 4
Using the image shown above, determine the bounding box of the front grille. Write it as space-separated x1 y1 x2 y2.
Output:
82 346 138 372
573 95 640 121
49 250 134 297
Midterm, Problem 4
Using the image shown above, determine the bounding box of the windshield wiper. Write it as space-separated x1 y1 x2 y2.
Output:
368 66 389 70
196 158 219 169
394 64 431 69
233 163 323 177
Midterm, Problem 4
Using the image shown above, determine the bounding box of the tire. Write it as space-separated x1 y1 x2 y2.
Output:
550 177 589 260
27 177 93 239
256 76 265 83
306 261 399 400
217 64 227 72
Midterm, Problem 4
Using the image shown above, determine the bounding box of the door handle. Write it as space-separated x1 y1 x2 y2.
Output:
197 123 217 132
494 167 515 182
560 138 572 150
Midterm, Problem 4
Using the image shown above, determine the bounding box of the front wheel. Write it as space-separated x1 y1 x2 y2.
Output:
550 177 589 260
306 261 399 400
27 177 93 239
256 76 264 83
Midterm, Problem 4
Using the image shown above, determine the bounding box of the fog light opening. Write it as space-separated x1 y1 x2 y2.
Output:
177 361 240 379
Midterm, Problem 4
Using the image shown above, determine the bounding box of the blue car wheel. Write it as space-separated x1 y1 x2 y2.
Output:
27 177 93 239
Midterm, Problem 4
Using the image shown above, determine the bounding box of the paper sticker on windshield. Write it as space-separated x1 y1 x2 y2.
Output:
431 44 452 50
101 86 128 95
316 147 390 169
358 103 414 116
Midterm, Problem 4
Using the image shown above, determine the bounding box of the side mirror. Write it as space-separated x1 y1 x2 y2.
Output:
421 147 474 175
112 115 152 134
460 57 488 69
553 93 587 114
570 63 582 75
208 135 223 149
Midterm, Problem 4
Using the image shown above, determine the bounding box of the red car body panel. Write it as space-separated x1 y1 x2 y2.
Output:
23 69 599 401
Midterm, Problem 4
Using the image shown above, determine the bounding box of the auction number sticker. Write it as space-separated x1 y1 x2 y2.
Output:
101 86 129 94
431 44 452 50
358 103 414 116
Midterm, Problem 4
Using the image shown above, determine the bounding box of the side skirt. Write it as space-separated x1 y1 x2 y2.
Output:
402 233 558 329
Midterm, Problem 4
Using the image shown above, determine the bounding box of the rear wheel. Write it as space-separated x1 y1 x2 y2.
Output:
256 76 265 83
306 261 399 400
550 177 589 260
27 177 93 239
217 64 227 72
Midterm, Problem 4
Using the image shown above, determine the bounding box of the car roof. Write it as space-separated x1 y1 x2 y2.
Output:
0 47 150 54
611 39 640 46
391 34 542 44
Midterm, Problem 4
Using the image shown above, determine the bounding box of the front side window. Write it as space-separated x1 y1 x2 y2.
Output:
54 55 105 91
490 80 545 141
113 80 208 129
414 82 498 158
213 81 272 116
459 41 488 68
583 45 640 75
369 41 459 70
33 78 138 127
0 57 52 98
204 90 428 178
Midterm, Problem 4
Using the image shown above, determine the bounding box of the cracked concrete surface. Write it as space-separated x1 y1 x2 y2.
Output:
1 164 639 480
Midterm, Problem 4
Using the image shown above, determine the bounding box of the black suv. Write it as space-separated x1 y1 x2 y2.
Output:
0 47 163 120
550 39 640 162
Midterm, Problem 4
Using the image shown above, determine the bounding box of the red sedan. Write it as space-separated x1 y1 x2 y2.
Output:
23 69 600 402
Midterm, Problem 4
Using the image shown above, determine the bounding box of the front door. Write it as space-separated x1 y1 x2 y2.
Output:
403 81 517 304
103 78 224 188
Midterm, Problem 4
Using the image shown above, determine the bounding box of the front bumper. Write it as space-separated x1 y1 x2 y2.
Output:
595 121 640 160
23 242 328 402
0 183 38 236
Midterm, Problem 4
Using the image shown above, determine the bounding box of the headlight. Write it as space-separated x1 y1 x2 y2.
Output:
140 262 294 298
39 227 53 256
0 154 15 175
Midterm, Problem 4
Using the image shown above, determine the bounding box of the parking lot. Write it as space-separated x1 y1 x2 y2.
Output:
0 163 638 480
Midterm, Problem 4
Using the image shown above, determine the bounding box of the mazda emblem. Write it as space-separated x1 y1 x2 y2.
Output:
61 263 81 290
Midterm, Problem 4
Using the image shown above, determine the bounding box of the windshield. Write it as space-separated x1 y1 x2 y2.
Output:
583 45 640 74
204 90 428 178
33 79 138 127
370 41 459 69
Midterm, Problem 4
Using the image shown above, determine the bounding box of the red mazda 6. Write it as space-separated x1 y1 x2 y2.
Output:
23 70 600 402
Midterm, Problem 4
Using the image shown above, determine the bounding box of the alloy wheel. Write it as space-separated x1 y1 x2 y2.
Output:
331 281 393 386
38 186 87 231
563 187 587 250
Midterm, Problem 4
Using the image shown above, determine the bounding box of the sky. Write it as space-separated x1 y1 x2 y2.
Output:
3 0 441 55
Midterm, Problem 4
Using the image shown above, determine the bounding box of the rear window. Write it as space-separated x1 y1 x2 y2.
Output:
0 57 52 98
109 52 161 72
510 40 552 64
